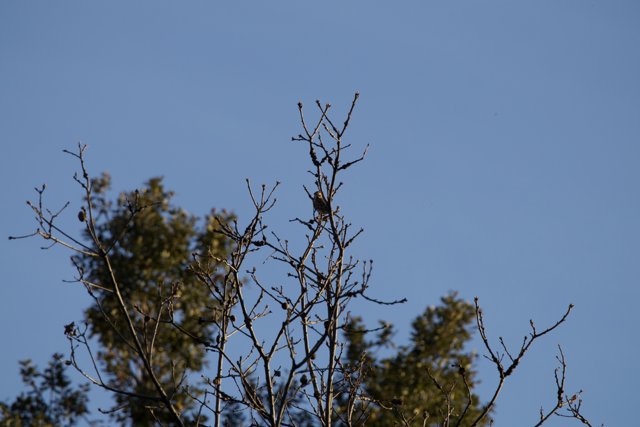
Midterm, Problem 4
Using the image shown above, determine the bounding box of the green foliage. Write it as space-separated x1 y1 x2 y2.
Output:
0 353 90 427
338 293 489 426
76 174 234 424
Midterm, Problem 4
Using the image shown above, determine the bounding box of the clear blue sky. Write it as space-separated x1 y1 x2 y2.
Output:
1 1 638 425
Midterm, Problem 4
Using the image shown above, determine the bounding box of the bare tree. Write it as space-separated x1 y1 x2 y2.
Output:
10 93 599 427
185 92 405 426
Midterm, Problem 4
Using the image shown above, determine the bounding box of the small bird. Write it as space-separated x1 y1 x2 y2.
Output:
313 191 331 216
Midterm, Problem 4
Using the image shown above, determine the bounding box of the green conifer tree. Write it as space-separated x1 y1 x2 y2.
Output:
337 293 489 426
0 353 90 427
76 174 234 425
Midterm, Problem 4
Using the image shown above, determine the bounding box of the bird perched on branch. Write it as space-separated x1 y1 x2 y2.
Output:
313 191 331 216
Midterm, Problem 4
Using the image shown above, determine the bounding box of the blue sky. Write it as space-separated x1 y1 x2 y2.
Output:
1 1 638 425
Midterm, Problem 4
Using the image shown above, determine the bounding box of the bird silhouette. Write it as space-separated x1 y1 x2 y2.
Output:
313 191 331 216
